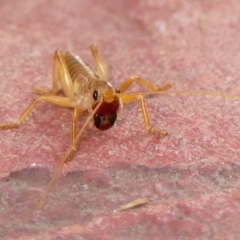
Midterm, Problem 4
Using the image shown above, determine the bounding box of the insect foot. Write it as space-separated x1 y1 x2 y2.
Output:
157 82 174 91
0 123 19 130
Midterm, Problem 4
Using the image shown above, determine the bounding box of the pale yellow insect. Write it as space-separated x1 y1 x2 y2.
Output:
0 45 239 206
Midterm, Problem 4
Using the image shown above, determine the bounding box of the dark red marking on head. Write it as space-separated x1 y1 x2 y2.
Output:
93 99 119 130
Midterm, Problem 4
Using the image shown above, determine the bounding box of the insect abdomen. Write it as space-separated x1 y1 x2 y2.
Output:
64 52 99 83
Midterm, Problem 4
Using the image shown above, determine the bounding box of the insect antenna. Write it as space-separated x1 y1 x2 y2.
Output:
37 99 103 208
118 89 240 101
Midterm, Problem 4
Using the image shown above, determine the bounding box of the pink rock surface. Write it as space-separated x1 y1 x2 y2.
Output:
1 0 240 239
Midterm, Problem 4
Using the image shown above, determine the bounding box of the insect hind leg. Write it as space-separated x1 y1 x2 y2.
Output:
90 44 108 81
33 50 75 99
33 51 60 96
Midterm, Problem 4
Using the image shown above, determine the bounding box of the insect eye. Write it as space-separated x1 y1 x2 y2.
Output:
93 90 98 100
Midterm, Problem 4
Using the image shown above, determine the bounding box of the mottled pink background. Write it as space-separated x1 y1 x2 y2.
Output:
1 0 240 239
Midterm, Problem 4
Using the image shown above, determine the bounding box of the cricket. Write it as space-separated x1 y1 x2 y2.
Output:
0 44 240 206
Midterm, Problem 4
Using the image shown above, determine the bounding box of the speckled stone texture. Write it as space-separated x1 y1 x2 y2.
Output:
1 0 240 239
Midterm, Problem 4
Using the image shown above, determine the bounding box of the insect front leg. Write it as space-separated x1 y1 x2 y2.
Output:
63 108 81 163
118 76 173 93
120 94 167 136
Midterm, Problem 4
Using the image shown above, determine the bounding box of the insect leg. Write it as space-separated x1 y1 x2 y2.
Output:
118 76 173 93
68 108 80 159
57 108 81 165
0 96 74 130
120 94 167 136
90 44 108 81
33 50 75 99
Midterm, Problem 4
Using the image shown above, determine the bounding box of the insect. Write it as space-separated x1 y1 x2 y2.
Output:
0 45 239 206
